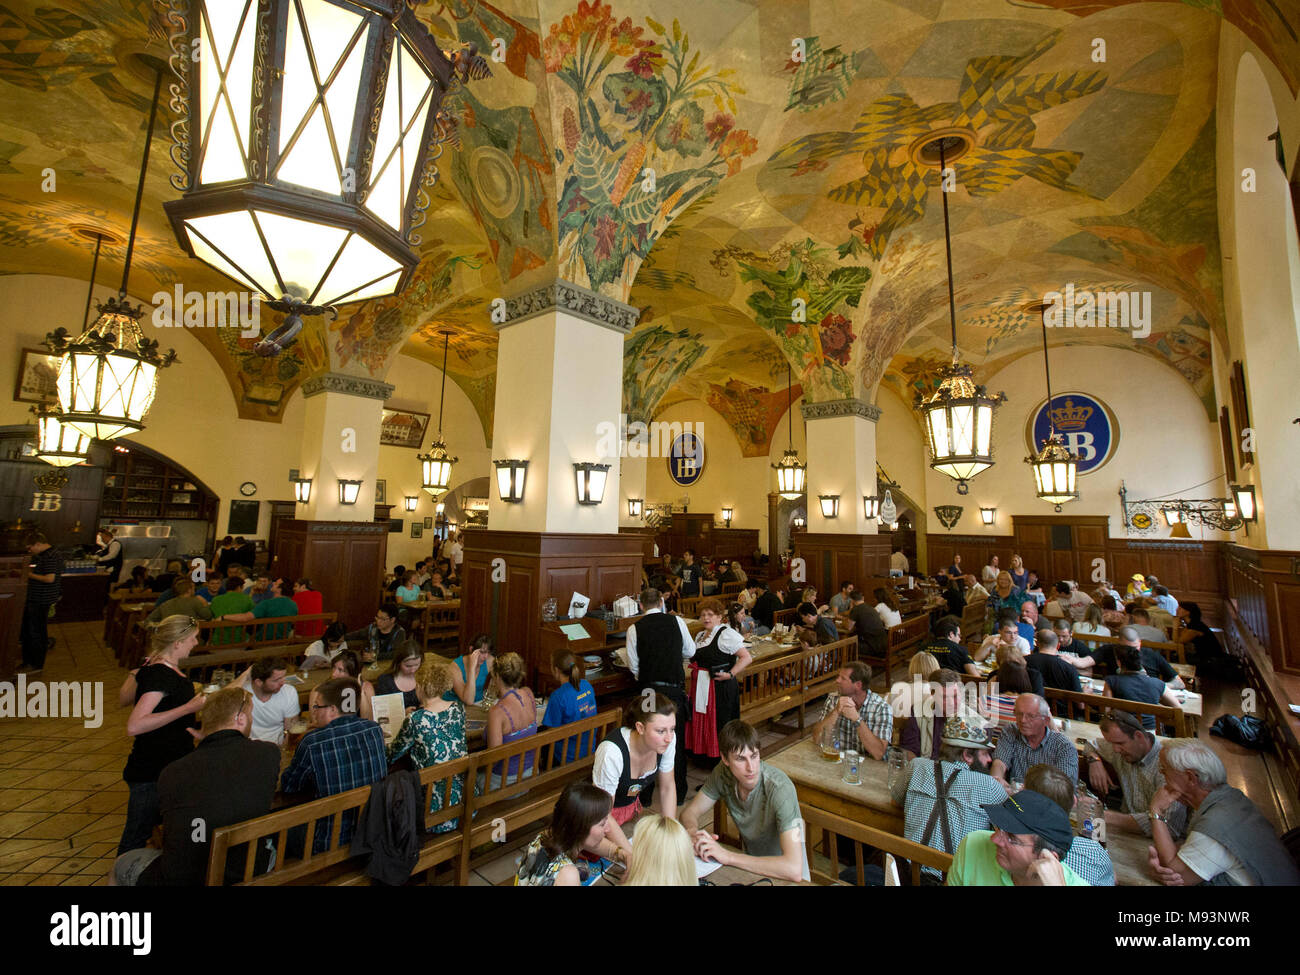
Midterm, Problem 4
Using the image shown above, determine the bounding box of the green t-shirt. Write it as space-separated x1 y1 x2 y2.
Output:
253 595 299 640
147 595 213 625
209 592 254 645
947 830 1090 886
702 762 802 861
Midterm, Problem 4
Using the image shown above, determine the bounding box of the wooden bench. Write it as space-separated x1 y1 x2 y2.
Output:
1068 629 1187 665
882 614 930 686
719 581 744 597
205 708 622 886
1043 687 1187 737
178 644 317 681
960 597 987 636
800 802 953 885
773 607 798 629
736 637 857 743
677 595 702 619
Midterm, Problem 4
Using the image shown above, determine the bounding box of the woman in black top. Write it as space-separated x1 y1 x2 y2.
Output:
1175 602 1222 666
1103 645 1179 731
363 640 423 717
120 615 206 854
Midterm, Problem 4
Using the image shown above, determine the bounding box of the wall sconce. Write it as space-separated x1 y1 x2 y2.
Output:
292 477 312 504
793 515 806 529
404 495 418 512
1232 483 1257 522
721 506 733 526
337 479 362 505
574 462 610 505
495 459 529 503
818 495 840 518
627 498 643 518
979 506 996 526
864 495 880 520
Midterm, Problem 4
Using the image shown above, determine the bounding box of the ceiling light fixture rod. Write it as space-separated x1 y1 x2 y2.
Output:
939 140 958 361
786 362 793 446
437 331 450 436
1040 312 1056 439
80 233 105 330
118 69 163 301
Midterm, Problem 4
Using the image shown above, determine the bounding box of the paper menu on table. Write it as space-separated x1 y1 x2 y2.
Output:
370 692 407 747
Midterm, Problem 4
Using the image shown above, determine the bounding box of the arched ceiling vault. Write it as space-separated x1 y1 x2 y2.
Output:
1 0 1290 445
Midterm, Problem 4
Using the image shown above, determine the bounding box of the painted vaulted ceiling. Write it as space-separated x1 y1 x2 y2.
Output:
0 0 1294 452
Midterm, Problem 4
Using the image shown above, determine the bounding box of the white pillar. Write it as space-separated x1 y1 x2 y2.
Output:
297 373 392 521
802 399 880 535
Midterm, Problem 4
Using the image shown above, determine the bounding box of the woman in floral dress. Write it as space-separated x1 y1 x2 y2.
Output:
387 660 466 833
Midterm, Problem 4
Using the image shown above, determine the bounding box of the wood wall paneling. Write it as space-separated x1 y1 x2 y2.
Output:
274 520 389 632
0 555 27 678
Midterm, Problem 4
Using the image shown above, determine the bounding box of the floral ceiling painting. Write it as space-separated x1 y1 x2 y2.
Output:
0 0 1284 443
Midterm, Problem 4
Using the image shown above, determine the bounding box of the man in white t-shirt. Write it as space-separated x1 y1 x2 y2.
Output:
236 658 302 746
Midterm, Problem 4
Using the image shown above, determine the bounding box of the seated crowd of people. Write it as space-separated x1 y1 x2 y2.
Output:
105 549 1298 888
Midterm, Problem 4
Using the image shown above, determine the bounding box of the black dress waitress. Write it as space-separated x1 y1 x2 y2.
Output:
693 626 740 732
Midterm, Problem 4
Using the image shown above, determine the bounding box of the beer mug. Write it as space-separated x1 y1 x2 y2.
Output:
842 750 862 785
819 722 841 763
885 746 905 791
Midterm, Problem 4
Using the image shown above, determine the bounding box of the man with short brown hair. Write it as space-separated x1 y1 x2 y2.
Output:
811 661 892 760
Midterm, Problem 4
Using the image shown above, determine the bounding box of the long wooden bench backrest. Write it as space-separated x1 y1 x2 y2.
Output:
773 607 798 628
1067 629 1186 665
1042 687 1187 737
677 596 702 619
799 802 953 885
888 614 930 651
736 649 806 722
179 644 317 677
207 753 471 886
802 636 857 694
960 598 987 634
195 613 338 649
207 707 622 886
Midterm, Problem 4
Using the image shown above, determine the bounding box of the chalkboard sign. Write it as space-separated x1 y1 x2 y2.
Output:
229 499 260 535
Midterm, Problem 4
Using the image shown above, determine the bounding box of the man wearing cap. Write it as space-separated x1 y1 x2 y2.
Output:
1127 574 1151 599
990 694 1078 786
947 789 1090 885
890 715 1007 883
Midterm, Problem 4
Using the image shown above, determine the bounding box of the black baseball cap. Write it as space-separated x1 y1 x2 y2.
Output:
983 791 1074 851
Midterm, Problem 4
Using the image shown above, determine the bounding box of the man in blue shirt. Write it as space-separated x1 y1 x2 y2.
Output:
281 677 387 852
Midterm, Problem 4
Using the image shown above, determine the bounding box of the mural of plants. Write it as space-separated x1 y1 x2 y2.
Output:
727 239 871 402
546 5 757 299
623 322 707 424
770 30 1106 261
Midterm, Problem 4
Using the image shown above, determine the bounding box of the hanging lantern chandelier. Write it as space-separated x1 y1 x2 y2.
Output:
163 1 489 337
44 71 176 442
773 362 806 499
1025 303 1079 510
419 329 459 495
914 138 1005 495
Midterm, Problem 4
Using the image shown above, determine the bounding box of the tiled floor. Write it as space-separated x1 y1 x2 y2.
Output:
2 622 1290 885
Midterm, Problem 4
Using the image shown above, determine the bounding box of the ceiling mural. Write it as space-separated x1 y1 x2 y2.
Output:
0 0 1282 445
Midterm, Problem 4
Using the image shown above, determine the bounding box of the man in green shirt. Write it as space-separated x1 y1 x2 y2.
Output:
948 790 1090 886
681 719 807 882
209 576 255 645
147 578 214 624
225 576 298 641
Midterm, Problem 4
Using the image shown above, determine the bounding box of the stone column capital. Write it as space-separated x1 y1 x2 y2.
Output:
800 398 881 422
496 280 640 334
300 373 396 401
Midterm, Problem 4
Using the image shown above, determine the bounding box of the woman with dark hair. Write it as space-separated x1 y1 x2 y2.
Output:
114 564 153 594
362 640 423 717
873 587 902 628
1104 645 1179 731
330 649 363 680
726 601 756 637
213 536 236 574
447 632 495 704
592 692 677 839
942 575 966 617
303 621 348 669
515 782 619 886
1100 594 1128 630
541 649 597 763
1175 602 1223 665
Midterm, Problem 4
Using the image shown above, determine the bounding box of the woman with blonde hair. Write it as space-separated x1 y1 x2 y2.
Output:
907 650 940 681
623 814 696 886
387 657 466 832
119 615 206 855
1009 554 1028 591
487 651 538 788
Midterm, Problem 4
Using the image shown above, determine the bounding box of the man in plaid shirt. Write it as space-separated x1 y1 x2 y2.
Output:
281 677 387 852
812 660 892 760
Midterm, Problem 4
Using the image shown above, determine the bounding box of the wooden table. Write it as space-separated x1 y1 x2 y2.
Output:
766 739 903 834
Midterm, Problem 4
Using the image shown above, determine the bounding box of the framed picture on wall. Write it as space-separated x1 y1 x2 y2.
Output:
411 522 423 539
1219 407 1236 482
228 499 259 535
423 516 433 529
375 479 386 504
14 348 61 403
380 408 431 449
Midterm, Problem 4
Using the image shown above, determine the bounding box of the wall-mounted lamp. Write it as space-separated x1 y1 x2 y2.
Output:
292 477 312 504
721 505 733 526
1232 483 1257 523
495 459 529 503
793 515 806 529
404 495 418 512
574 462 610 505
864 495 880 520
818 495 840 518
337 479 362 505
627 498 643 518
979 506 996 526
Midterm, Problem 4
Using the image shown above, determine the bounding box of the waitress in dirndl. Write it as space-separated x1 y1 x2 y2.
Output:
684 598 753 758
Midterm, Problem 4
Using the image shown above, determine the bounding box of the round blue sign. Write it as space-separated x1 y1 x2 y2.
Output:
668 432 705 486
1025 391 1119 475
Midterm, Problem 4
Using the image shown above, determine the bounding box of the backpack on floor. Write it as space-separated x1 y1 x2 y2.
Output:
1209 714 1272 751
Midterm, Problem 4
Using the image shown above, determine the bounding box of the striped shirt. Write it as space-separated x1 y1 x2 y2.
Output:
992 726 1079 782
819 691 893 756
27 547 63 605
